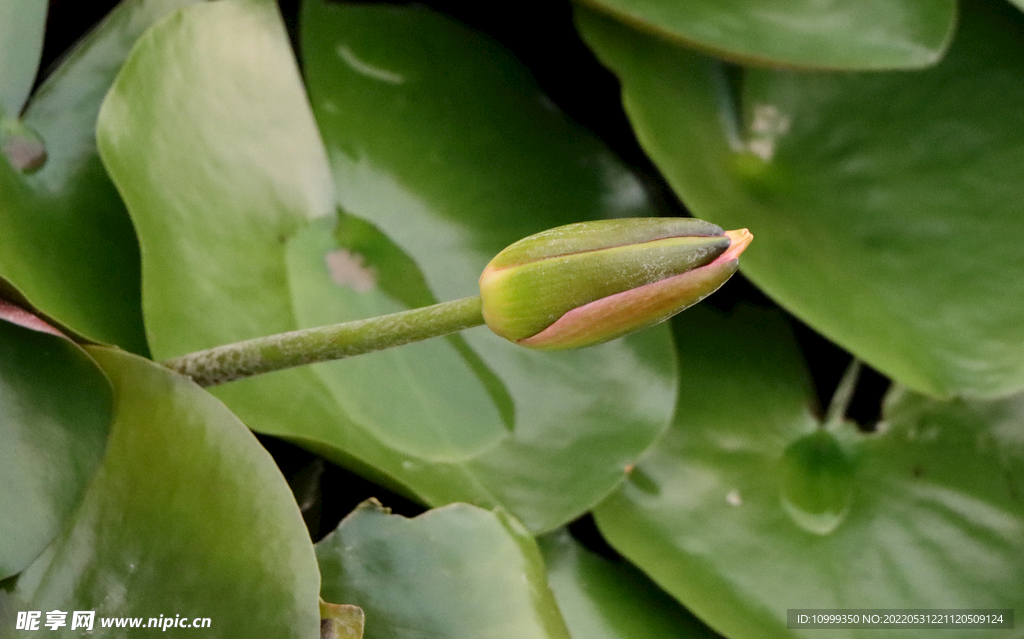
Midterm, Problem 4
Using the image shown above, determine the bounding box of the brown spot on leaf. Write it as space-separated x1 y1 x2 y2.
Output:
325 249 376 293
3 135 47 173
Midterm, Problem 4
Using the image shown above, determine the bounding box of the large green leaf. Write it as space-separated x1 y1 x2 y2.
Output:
578 0 1024 399
0 0 201 354
539 530 723 639
0 347 320 638
0 0 46 116
97 0 336 360
0 315 111 580
575 0 956 71
316 501 571 639
593 303 1024 639
97 0 677 532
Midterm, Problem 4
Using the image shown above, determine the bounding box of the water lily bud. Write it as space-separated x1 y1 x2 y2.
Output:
479 218 752 350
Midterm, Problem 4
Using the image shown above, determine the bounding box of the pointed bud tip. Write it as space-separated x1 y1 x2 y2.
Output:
719 229 753 263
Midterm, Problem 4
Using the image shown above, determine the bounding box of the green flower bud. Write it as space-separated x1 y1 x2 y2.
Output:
479 218 752 350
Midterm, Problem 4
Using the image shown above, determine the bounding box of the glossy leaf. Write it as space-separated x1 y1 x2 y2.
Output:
593 304 1024 639
0 0 46 116
539 530 723 639
296 0 677 530
97 0 676 532
576 0 955 71
578 0 1024 399
0 317 111 580
97 0 336 360
0 0 201 354
1 347 320 638
316 501 572 639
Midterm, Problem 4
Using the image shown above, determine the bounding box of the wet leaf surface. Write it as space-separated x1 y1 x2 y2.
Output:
0 0 199 353
0 318 111 580
594 304 1024 639
578 0 1024 398
317 501 571 639
1 347 320 638
576 0 955 70
539 529 724 639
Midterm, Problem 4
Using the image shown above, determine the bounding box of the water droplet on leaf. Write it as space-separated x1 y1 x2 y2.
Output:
778 430 855 535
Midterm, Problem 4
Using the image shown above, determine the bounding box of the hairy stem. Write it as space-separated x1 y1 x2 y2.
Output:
162 296 485 387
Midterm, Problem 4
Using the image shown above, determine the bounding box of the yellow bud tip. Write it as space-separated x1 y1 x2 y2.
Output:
717 229 753 264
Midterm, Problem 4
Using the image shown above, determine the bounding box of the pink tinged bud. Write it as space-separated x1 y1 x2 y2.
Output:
479 219 752 350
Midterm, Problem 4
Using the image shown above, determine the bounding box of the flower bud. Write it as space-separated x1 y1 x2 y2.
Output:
479 218 752 350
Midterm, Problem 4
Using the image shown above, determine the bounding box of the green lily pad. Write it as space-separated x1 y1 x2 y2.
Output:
538 529 723 639
1 347 320 638
0 0 46 116
575 0 956 71
0 0 201 354
316 501 571 639
577 0 1024 399
97 0 676 532
592 304 1024 639
0 316 111 580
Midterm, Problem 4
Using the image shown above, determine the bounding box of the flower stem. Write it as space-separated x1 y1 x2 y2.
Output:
162 296 485 387
824 358 861 430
